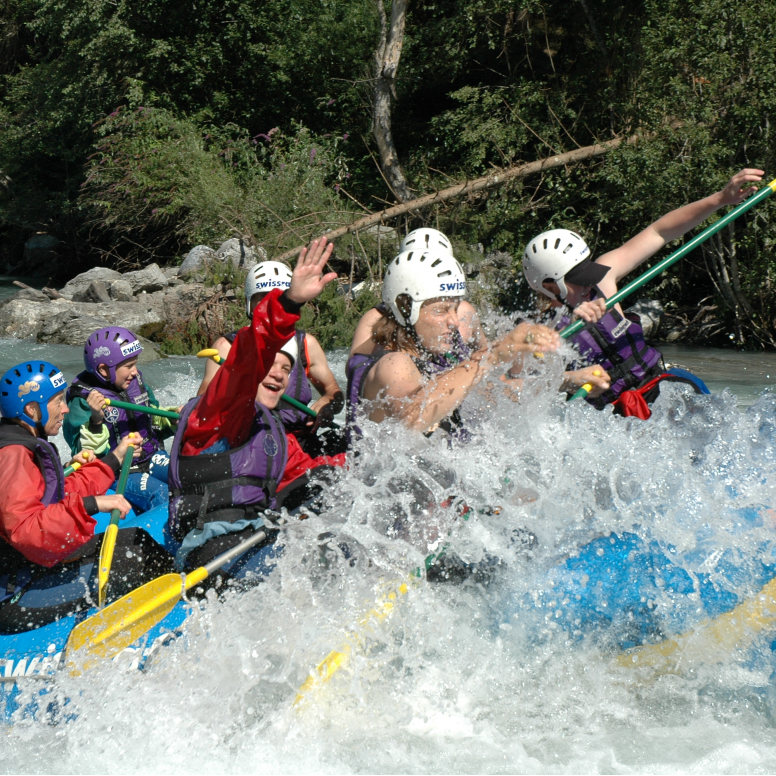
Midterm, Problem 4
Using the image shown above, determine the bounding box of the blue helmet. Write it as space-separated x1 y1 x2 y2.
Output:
0 361 67 430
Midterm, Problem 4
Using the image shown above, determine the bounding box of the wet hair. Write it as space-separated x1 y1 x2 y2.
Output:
371 296 420 355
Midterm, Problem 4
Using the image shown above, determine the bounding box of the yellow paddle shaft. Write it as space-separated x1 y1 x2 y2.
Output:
294 579 412 706
97 445 135 608
617 575 776 672
97 523 119 609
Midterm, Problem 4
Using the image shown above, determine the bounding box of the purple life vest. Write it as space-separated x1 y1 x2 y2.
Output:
558 299 663 409
67 370 163 464
0 421 64 506
225 329 313 433
167 397 288 540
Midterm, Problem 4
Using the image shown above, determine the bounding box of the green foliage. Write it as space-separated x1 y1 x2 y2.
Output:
79 104 359 265
2 0 776 346
298 282 381 351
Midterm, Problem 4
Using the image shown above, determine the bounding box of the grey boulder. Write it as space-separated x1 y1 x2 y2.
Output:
179 245 216 277
122 263 168 295
626 299 664 339
108 279 134 302
72 279 112 304
0 299 73 339
60 267 122 300
37 310 111 346
15 288 50 303
215 238 265 269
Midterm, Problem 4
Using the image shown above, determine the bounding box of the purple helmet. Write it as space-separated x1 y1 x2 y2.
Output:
84 327 143 385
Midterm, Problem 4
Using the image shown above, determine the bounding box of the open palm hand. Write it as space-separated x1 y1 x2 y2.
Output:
287 237 338 304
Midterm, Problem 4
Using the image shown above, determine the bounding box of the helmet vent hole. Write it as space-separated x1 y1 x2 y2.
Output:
438 270 451 277
532 244 537 253
563 244 574 254
431 259 442 268
273 268 278 275
406 252 413 261
25 364 32 373
543 239 548 250
113 333 120 342
554 238 561 250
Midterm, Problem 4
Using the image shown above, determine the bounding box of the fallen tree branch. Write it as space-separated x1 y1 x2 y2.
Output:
273 132 641 262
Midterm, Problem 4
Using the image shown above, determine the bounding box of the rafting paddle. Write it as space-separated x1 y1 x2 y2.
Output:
616 575 776 674
103 398 180 421
97 444 135 608
196 348 327 423
68 524 278 665
557 178 776 401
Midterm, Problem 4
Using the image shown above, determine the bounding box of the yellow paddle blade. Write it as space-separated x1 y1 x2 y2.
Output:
617 576 776 673
97 522 119 609
69 573 185 667
294 578 412 707
68 565 210 669
197 348 220 360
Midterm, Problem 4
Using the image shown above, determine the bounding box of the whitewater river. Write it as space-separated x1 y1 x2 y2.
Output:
4 323 776 772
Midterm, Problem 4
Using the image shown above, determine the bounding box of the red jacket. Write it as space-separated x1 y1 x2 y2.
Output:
0 447 116 568
183 288 345 480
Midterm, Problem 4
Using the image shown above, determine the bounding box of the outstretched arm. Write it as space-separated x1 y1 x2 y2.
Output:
364 323 559 431
596 169 764 295
183 237 336 455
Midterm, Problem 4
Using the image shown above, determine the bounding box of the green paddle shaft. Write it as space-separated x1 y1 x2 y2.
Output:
199 348 322 420
104 398 180 420
280 394 317 419
565 179 776 402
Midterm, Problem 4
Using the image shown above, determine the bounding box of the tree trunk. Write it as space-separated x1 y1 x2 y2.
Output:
372 0 412 203
274 132 641 262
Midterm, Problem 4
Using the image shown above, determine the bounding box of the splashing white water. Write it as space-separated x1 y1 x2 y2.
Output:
4 343 776 773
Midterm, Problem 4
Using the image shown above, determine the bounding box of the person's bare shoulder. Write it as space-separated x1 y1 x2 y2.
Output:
364 351 422 401
350 307 384 357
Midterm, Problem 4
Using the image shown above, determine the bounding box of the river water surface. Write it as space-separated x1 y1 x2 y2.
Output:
3 333 776 773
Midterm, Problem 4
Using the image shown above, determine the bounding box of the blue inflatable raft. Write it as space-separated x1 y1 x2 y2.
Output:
0 503 279 722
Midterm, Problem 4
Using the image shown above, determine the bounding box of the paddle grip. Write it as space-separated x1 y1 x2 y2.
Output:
105 398 180 421
569 383 592 401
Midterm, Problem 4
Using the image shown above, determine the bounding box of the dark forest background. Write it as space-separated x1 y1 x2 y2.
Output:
1 0 775 347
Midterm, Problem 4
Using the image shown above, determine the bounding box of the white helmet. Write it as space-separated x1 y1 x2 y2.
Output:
279 335 298 367
382 248 467 327
244 261 293 315
522 229 591 301
399 228 453 256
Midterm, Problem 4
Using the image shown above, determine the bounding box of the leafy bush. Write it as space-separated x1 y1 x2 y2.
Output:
79 104 359 267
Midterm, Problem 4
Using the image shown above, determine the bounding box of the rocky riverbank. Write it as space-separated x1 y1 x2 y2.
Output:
0 238 260 359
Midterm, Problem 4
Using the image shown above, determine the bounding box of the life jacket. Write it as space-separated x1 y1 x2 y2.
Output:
225 330 312 433
167 397 288 541
557 298 663 409
345 326 473 441
67 370 163 465
0 420 65 574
